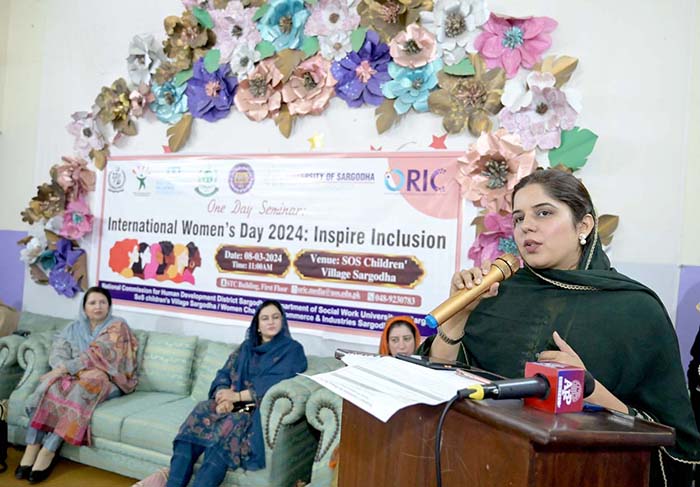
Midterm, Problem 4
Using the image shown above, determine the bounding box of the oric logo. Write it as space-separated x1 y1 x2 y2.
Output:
229 163 254 194
107 167 126 193
132 165 151 196
384 168 447 193
195 168 219 197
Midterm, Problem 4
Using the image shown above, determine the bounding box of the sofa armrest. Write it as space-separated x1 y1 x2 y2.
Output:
15 334 52 392
261 374 321 450
306 387 343 464
0 334 24 368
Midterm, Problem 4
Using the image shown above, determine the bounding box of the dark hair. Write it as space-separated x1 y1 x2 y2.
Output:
83 286 112 309
512 169 595 224
387 320 417 341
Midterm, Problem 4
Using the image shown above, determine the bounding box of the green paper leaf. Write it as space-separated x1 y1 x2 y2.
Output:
193 7 214 29
351 27 369 52
204 49 221 73
301 36 319 58
548 127 599 171
443 58 476 76
256 40 276 60
173 69 193 86
253 3 270 21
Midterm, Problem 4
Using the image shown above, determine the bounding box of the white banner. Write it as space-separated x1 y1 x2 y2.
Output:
95 152 464 336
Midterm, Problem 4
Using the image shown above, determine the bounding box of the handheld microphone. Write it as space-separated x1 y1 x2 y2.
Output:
459 362 595 414
425 253 520 329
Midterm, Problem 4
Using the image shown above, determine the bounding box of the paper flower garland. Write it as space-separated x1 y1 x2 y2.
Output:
19 0 612 296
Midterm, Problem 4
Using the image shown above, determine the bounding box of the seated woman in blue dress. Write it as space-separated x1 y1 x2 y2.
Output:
165 300 307 487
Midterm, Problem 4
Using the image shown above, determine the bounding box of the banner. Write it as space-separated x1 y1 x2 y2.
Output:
96 152 464 336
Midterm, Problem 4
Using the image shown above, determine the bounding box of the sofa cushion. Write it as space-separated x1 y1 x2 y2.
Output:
191 341 236 402
120 396 199 455
136 332 197 395
91 391 183 442
131 329 149 372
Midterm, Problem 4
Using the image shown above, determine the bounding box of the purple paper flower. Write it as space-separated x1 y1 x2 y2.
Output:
49 239 85 298
186 58 239 122
49 266 82 297
331 30 391 108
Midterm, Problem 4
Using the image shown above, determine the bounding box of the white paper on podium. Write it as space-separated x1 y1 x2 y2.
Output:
305 355 484 422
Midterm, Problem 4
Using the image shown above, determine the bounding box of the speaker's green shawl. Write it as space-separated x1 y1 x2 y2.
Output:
419 243 700 484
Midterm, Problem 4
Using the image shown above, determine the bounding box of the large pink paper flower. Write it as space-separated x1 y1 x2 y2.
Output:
499 72 577 150
234 59 284 121
282 54 337 116
60 198 94 240
389 23 438 68
474 13 557 78
52 156 96 202
468 212 520 268
457 129 537 212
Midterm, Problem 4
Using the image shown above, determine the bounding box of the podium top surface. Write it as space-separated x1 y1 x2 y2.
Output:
453 398 675 448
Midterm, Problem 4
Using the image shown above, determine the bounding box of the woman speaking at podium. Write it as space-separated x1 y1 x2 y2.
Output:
418 169 700 486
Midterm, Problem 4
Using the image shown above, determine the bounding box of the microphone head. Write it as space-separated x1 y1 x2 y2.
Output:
493 253 520 279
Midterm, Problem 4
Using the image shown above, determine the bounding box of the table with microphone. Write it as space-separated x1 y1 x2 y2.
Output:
337 254 676 487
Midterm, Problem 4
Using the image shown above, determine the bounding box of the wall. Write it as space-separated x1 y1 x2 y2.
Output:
2 0 699 357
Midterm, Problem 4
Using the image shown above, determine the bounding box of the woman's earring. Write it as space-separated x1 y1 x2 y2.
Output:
579 234 587 246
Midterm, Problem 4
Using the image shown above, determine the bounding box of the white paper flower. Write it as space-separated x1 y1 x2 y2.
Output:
126 34 167 85
501 71 582 114
305 0 360 37
319 32 353 61
420 0 489 65
229 44 262 80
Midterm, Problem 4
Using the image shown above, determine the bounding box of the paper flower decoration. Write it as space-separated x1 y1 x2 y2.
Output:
282 54 337 116
21 183 66 225
381 59 442 114
457 129 537 212
468 212 519 267
304 0 360 37
48 239 86 298
229 43 262 79
95 78 137 138
182 0 229 10
60 198 94 240
186 58 239 122
19 228 48 265
126 34 167 85
499 72 577 150
257 0 310 52
420 0 489 65
129 84 155 118
319 32 353 61
150 81 189 124
474 13 557 78
358 0 433 43
52 156 96 202
331 30 391 108
66 111 106 161
157 10 216 81
389 23 438 68
428 55 505 135
234 58 285 121
211 1 262 63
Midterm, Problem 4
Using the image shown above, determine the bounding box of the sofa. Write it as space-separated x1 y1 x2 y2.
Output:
0 312 70 399
0 312 344 486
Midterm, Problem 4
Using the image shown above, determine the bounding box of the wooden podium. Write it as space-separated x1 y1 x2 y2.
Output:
339 398 675 486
